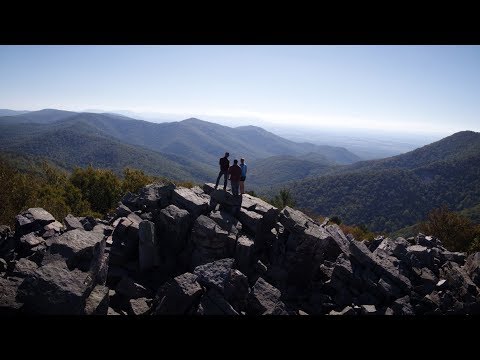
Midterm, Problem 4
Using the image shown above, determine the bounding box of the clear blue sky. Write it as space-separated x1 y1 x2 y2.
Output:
1 45 479 134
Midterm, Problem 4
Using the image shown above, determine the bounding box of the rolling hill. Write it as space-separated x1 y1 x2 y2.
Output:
0 110 360 167
278 131 480 233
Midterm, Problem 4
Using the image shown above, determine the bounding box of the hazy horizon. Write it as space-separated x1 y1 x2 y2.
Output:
1 45 479 137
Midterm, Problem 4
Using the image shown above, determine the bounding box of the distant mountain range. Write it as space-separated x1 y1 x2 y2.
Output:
0 109 360 184
281 131 480 233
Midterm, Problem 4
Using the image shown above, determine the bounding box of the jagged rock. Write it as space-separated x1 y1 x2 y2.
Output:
367 236 386 252
190 215 234 267
440 261 478 298
154 272 203 314
411 267 438 295
110 217 140 265
206 185 242 208
373 237 409 261
247 277 285 315
12 258 38 278
416 234 442 248
407 245 435 270
156 205 192 254
92 223 114 236
224 268 250 312
115 204 133 219
108 307 121 315
443 251 466 266
193 258 234 294
279 206 316 234
197 288 238 315
18 233 45 252
349 240 411 294
128 298 150 315
123 182 175 211
465 252 480 287
329 306 355 315
49 228 105 272
138 220 159 272
209 210 242 235
360 304 378 315
15 208 55 236
63 214 84 231
241 194 279 222
391 296 414 315
237 208 263 234
80 216 97 231
235 235 255 275
115 277 152 299
17 260 96 314
84 285 109 315
0 277 23 313
172 187 210 218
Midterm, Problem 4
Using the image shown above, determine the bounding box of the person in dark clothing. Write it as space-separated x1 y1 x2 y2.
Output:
228 159 242 196
215 152 230 190
239 157 247 194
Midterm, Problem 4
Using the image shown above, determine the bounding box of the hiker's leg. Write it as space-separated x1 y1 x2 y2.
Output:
215 171 223 188
223 171 228 190
240 181 244 194
231 181 238 196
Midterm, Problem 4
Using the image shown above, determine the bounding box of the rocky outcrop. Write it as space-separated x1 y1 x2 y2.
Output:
1 183 479 315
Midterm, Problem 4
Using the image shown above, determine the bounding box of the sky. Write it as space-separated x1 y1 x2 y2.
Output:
1 45 479 135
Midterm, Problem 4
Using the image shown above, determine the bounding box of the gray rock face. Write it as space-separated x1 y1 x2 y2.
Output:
193 258 235 294
12 258 38 278
122 182 175 212
172 187 210 218
49 228 105 272
156 204 192 254
128 298 150 315
84 285 109 315
235 236 255 275
17 260 96 314
349 240 411 294
15 208 56 237
154 272 203 315
138 220 159 272
237 208 263 234
465 252 480 287
0 277 23 312
247 277 285 315
190 215 234 267
224 269 250 312
374 237 409 261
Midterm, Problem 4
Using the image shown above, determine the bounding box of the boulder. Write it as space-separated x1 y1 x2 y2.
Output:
84 285 109 315
15 208 55 238
172 187 210 218
138 220 159 272
193 258 235 294
154 272 203 315
407 245 435 270
237 208 263 235
0 277 23 313
443 251 466 266
349 240 411 294
235 236 255 275
224 268 250 312
373 237 409 261
12 258 38 278
156 205 192 254
465 252 480 287
49 228 105 272
17 260 96 314
247 277 285 315
122 182 175 212
128 298 150 315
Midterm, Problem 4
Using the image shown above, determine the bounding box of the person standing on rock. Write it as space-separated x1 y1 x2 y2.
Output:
239 158 247 194
215 152 230 190
228 159 242 196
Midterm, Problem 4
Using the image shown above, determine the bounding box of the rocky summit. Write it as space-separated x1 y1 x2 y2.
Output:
1 182 480 315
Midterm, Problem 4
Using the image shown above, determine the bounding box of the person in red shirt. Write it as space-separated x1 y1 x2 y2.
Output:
215 152 230 190
228 159 242 196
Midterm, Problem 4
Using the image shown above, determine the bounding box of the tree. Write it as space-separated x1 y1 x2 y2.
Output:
419 205 479 252
271 188 296 209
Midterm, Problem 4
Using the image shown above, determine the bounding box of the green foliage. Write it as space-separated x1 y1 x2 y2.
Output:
419 205 480 252
122 168 154 194
271 188 296 209
70 166 122 214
